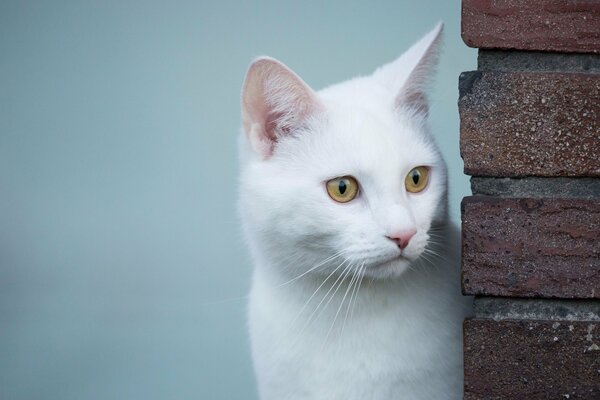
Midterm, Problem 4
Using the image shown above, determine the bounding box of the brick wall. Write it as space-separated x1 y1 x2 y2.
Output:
459 1 600 398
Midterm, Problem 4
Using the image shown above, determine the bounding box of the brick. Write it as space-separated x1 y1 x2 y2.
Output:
478 50 600 73
462 0 600 54
459 71 600 177
473 297 600 322
464 318 600 399
461 196 600 299
470 177 600 199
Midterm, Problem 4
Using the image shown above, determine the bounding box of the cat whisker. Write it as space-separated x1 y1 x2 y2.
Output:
202 253 347 306
309 262 355 327
200 294 250 306
341 262 364 338
427 234 445 242
294 261 354 347
350 264 367 323
290 258 349 335
423 246 448 271
418 251 445 275
323 263 360 348
274 249 347 288
273 260 351 373
422 248 445 263
428 223 448 231
419 251 437 267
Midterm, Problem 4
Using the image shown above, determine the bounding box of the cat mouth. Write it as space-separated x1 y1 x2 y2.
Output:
362 254 413 279
370 253 410 269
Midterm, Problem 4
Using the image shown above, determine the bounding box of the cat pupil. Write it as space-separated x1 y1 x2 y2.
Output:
412 171 420 185
339 180 347 194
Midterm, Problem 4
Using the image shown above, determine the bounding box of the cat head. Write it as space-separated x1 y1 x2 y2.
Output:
239 23 447 281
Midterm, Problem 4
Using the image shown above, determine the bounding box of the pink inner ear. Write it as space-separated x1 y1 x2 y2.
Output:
241 57 322 159
264 102 296 138
397 90 429 116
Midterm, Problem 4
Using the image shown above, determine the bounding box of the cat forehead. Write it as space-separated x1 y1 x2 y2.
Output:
316 99 433 163
318 77 393 116
316 77 424 143
271 76 439 173
275 104 437 179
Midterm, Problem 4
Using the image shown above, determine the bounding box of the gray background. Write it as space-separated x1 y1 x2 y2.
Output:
0 1 475 399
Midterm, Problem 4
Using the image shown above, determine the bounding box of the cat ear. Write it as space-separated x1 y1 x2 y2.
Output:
373 22 443 116
241 57 323 159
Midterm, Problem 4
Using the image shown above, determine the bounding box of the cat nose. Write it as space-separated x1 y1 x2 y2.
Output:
386 228 417 250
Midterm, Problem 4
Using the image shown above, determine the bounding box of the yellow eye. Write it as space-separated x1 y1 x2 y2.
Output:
326 176 359 203
405 166 429 193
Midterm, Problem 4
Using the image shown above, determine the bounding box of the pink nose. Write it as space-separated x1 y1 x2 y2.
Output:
387 228 417 250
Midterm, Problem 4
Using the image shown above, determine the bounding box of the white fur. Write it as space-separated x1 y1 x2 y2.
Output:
239 23 472 400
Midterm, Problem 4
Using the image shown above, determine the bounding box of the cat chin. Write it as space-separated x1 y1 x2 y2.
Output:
364 256 414 280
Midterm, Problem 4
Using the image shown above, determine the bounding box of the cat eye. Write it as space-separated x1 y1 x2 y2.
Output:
405 166 429 193
326 176 359 203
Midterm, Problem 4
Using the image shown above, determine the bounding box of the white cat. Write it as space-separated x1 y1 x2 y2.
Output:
238 23 472 400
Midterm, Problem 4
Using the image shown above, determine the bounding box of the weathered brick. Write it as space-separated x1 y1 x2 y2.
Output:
473 297 600 322
478 50 600 73
462 0 600 54
461 196 600 299
459 71 600 177
464 318 600 399
470 177 600 199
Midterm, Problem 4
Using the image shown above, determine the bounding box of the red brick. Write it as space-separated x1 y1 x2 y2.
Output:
462 0 600 53
459 71 600 177
461 196 600 299
464 318 600 399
